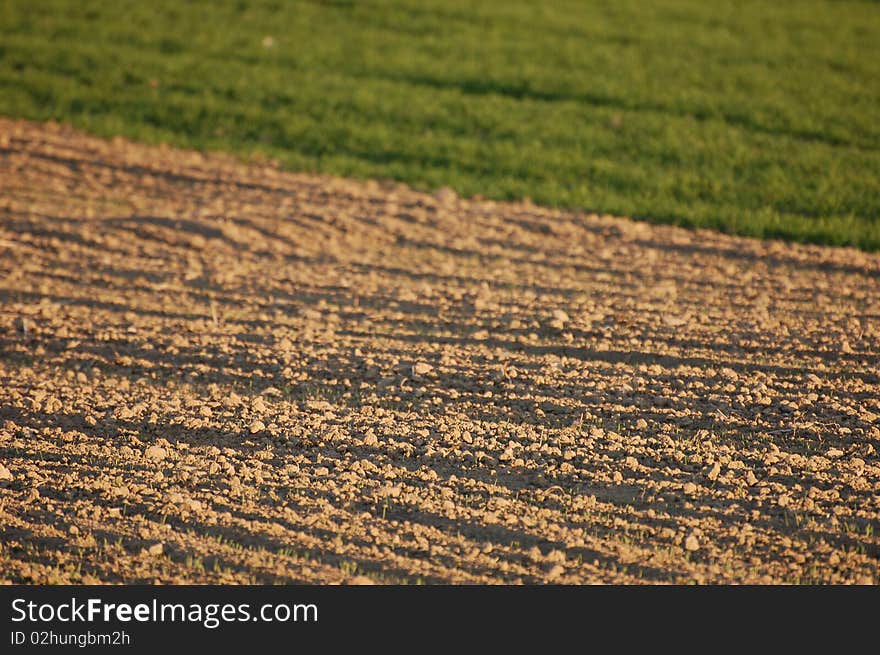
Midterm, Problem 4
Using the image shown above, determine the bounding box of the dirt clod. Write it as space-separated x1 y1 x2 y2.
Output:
145 446 167 462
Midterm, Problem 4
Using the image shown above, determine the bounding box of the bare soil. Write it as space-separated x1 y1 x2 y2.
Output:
1 118 878 584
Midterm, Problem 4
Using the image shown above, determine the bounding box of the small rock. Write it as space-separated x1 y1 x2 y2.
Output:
624 456 639 469
546 564 565 580
0 464 13 481
825 448 844 459
145 445 167 462
249 419 266 434
68 525 80 535
147 542 164 556
379 484 401 498
551 309 570 324
684 534 700 551
662 314 687 327
707 463 721 481
683 482 697 495
412 362 433 377
313 466 329 477
745 471 758 486
635 418 648 430
547 549 566 564
166 491 185 504
306 400 334 412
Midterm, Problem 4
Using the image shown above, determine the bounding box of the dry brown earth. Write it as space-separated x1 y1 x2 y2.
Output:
1 118 878 584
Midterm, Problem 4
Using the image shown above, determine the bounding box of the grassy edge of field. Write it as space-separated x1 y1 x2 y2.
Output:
1 0 878 250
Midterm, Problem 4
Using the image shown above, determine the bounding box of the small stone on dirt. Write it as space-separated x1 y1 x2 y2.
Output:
412 362 433 376
547 549 566 564
249 419 266 434
145 445 167 462
546 564 565 580
551 309 570 324
684 534 700 551
662 314 687 327
379 484 401 498
707 463 721 481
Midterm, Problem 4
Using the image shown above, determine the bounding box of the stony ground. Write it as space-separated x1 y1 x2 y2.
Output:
0 118 878 584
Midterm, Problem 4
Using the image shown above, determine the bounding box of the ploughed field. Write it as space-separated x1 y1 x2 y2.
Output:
0 118 878 584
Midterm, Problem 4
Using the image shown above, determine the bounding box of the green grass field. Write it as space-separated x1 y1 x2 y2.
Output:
1 0 879 249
